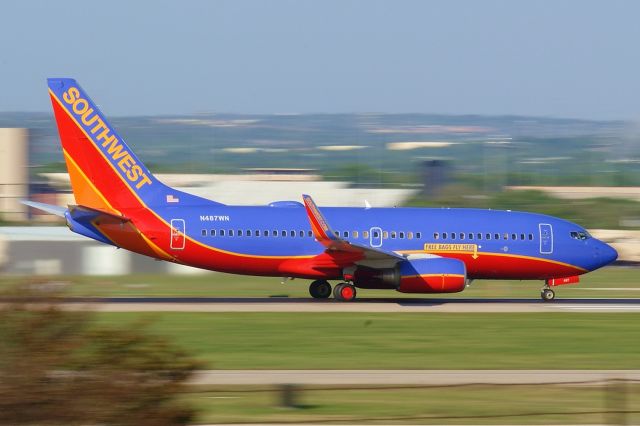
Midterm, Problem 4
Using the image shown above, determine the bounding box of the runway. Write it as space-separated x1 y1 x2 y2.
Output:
188 369 640 386
30 296 640 313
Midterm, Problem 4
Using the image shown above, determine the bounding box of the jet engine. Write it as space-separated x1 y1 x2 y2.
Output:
353 257 467 294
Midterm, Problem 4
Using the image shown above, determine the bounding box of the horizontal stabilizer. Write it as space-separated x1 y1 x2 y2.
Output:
21 200 67 217
68 204 130 224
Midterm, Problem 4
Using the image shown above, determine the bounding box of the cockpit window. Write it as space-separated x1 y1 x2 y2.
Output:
570 231 590 240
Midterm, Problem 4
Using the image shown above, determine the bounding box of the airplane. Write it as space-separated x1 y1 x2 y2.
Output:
25 78 618 302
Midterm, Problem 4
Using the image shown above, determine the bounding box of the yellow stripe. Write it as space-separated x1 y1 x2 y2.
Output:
398 249 587 272
51 89 312 260
403 274 466 279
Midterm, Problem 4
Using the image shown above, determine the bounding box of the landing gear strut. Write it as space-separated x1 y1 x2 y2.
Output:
333 282 357 302
309 280 332 299
541 287 555 302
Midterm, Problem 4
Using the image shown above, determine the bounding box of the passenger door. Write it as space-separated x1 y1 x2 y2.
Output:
539 223 553 254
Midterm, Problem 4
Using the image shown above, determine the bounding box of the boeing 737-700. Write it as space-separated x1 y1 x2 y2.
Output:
25 78 618 301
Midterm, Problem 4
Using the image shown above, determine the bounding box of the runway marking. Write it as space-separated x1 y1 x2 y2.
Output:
580 287 640 291
554 304 640 311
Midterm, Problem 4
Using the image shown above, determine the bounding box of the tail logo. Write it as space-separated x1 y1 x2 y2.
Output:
61 86 152 190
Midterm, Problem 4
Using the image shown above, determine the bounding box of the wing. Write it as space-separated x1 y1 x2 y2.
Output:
302 194 405 268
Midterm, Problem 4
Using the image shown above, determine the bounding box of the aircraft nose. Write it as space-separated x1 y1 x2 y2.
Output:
596 241 618 267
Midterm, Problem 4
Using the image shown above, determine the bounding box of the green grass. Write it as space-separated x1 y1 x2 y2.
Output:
93 312 640 369
2 266 638 299
185 384 640 425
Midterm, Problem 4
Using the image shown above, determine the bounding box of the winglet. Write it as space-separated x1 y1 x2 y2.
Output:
302 194 339 244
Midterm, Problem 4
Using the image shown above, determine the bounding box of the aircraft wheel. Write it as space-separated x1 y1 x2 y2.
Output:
541 288 555 302
309 280 332 299
334 283 357 302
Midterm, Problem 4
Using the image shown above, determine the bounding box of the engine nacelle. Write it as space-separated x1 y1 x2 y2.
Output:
397 258 467 293
352 257 467 294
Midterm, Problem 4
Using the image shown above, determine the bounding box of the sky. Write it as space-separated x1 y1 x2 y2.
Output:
1 0 639 119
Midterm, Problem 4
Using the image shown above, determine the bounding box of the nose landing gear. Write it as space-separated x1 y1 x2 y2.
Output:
541 287 555 302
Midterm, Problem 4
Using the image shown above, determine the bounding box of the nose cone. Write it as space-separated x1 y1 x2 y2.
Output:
597 241 618 268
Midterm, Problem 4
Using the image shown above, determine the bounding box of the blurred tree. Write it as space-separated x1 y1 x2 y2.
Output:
0 287 199 425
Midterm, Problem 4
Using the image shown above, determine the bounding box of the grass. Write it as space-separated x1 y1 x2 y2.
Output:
93 312 640 370
184 383 640 425
1 266 638 299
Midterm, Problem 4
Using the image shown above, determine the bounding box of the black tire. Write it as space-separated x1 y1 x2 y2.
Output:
333 283 345 300
334 283 357 302
309 280 332 299
541 288 555 302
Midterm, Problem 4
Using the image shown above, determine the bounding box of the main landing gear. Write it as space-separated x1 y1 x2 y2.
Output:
541 287 555 302
308 280 357 302
333 282 357 302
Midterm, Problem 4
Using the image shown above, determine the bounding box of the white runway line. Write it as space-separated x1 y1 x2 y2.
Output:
553 304 640 311
580 288 640 291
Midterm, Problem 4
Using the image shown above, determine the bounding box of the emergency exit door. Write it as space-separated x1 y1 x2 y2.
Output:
170 219 186 250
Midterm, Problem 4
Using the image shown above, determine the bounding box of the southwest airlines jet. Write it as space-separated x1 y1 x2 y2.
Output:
25 78 618 302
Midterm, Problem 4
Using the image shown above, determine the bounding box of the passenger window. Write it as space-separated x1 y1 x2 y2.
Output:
247 230 252 236
529 234 533 240
343 231 349 238
391 231 397 239
299 230 304 237
353 231 359 238
486 233 491 240
399 232 405 239
211 229 216 237
416 232 422 239
408 232 413 239
494 233 500 240
334 231 340 237
383 231 389 239
290 230 295 237
373 231 379 238
477 233 482 240
363 230 369 239
255 230 260 237
468 233 473 240
451 233 456 240
520 233 525 240
281 230 287 237
229 230 234 237
460 232 465 240
201 229 206 237
272 230 278 237
434 232 439 240
263 230 269 237
238 230 243 237
308 230 313 237
503 233 508 240
511 233 516 240
443 232 448 239
220 229 225 237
